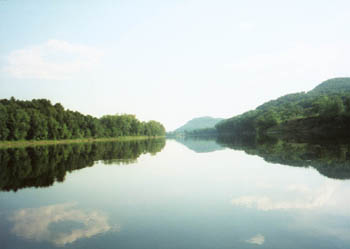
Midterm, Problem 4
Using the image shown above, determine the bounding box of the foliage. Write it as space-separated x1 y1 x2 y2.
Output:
311 78 350 94
172 116 223 134
216 78 350 136
184 127 218 137
0 98 165 141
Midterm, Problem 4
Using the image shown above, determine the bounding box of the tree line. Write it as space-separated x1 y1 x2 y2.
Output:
0 97 165 141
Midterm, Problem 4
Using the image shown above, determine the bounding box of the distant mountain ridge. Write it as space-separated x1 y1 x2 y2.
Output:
173 116 224 133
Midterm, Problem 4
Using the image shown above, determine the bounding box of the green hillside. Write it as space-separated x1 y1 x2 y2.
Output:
172 116 224 133
216 78 350 138
311 78 350 94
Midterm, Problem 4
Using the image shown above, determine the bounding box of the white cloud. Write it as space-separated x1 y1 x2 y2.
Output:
10 203 116 246
4 40 103 80
245 234 265 245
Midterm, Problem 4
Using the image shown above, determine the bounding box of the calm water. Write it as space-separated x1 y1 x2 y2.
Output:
1 137 350 249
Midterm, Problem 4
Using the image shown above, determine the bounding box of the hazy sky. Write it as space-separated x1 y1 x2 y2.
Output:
1 0 350 130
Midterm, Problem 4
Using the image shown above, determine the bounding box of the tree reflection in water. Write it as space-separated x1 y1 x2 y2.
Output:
217 135 350 180
0 138 165 191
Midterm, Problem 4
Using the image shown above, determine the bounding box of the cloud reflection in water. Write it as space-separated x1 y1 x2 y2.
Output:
231 181 338 211
245 234 265 245
10 203 117 246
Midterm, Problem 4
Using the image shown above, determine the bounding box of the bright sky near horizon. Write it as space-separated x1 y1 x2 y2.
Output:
1 0 350 131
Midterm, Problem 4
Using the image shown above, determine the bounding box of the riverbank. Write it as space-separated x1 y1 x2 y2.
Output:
0 136 164 149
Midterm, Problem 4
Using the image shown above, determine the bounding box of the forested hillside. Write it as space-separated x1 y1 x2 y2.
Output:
216 78 350 137
167 116 223 137
174 116 223 133
0 98 165 141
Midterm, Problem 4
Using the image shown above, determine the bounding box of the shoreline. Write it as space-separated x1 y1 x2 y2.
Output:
0 136 165 149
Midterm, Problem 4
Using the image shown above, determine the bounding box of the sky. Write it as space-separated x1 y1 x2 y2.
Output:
1 0 350 131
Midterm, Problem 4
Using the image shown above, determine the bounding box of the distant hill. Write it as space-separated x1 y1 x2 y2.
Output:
216 78 350 138
173 116 224 133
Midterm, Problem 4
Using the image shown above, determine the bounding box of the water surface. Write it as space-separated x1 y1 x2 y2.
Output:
1 137 350 249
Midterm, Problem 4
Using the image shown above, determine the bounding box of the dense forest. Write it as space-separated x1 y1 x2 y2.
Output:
182 127 218 137
215 78 350 137
0 97 165 141
0 138 166 191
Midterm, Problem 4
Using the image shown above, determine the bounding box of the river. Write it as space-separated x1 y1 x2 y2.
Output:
1 137 350 249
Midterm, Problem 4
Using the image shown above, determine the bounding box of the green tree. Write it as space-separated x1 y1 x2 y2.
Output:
0 104 9 140
27 110 48 140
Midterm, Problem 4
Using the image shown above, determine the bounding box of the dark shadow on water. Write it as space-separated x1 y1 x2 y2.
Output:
0 138 165 192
